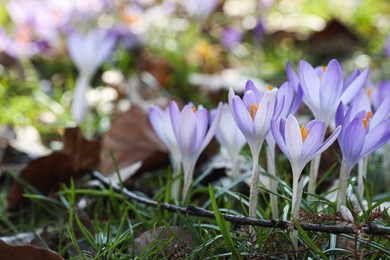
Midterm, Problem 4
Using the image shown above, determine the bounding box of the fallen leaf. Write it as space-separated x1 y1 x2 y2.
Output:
7 127 100 208
132 226 193 257
0 240 63 260
62 127 101 171
7 153 77 208
100 104 168 176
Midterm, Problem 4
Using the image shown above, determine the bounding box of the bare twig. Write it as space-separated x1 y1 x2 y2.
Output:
92 171 390 236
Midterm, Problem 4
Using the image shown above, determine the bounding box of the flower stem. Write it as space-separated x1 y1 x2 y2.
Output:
307 153 321 199
171 161 181 201
230 156 241 180
266 146 279 219
290 174 303 249
337 159 352 211
357 156 368 203
182 164 195 204
383 143 390 188
249 155 260 219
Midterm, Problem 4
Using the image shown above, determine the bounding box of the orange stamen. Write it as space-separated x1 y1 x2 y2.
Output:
267 85 273 91
362 112 373 129
192 107 197 113
250 104 259 121
367 88 372 98
300 125 309 142
322 66 327 72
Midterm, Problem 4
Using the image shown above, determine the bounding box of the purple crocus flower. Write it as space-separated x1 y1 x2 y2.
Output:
211 103 246 179
221 28 243 50
183 0 218 20
229 85 278 218
384 35 390 58
67 28 117 122
211 103 246 162
271 114 341 247
335 103 390 209
271 115 341 182
149 105 181 168
149 104 182 201
336 103 390 172
229 85 278 161
286 59 370 127
169 101 222 202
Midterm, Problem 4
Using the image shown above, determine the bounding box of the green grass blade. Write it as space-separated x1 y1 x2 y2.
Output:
208 184 239 259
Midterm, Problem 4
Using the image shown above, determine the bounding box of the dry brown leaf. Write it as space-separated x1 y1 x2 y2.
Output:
7 127 101 209
62 127 101 171
100 104 168 175
0 240 63 260
132 226 193 256
7 153 77 208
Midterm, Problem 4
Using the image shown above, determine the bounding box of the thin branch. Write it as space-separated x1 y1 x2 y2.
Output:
92 171 390 236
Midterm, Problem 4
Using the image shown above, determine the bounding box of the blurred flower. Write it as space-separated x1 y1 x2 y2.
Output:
286 59 370 127
385 35 390 58
210 104 246 177
370 80 390 111
183 0 218 20
149 105 181 166
169 101 222 201
67 28 117 122
149 104 183 201
221 28 243 50
253 19 265 42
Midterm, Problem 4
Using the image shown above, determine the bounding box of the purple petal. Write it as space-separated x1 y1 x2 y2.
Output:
315 125 341 157
340 67 370 105
335 102 345 127
370 95 390 129
301 120 325 160
271 119 290 158
319 59 343 122
149 106 168 146
178 105 198 160
194 108 208 152
231 96 254 139
340 118 365 169
169 101 181 141
242 90 257 110
360 120 390 157
200 102 223 153
284 115 303 162
245 80 263 98
298 60 320 116
286 60 300 92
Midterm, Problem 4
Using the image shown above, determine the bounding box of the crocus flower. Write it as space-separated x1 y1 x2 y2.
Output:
67 28 117 122
183 0 218 20
271 115 341 184
385 35 390 58
169 101 222 202
221 28 243 50
286 59 369 197
286 59 369 127
210 103 246 179
149 105 182 200
335 103 390 210
243 80 301 218
271 114 341 247
229 85 278 218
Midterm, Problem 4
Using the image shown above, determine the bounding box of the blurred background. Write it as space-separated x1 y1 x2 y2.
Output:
1 0 390 146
